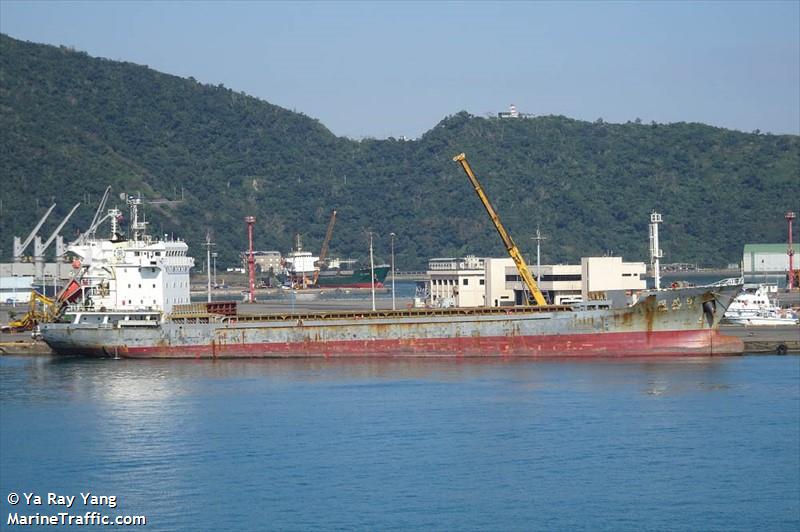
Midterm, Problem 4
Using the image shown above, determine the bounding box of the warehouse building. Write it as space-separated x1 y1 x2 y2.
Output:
742 244 793 287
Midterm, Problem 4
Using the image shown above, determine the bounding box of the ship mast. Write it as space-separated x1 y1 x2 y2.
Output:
127 195 148 241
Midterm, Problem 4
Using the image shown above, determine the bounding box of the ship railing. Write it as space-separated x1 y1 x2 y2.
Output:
168 315 228 325
199 304 575 325
64 303 98 313
117 319 160 328
709 277 744 287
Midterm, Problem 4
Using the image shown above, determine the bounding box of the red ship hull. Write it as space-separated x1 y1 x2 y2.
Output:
118 329 743 359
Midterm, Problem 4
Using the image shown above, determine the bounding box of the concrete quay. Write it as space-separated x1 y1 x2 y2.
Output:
720 324 799 355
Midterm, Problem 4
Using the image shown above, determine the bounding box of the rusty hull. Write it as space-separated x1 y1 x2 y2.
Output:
40 284 744 358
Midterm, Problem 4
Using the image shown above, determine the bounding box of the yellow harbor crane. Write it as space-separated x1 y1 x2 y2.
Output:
453 153 548 306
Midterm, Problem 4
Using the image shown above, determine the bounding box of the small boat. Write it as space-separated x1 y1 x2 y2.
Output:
723 284 799 326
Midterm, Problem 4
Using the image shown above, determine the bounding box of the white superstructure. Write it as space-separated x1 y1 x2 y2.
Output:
281 235 319 288
66 196 194 317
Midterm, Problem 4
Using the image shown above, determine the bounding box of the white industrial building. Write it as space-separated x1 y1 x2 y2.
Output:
483 258 576 306
0 276 35 304
538 264 584 305
0 262 74 281
581 257 647 300
428 256 487 307
743 244 791 273
426 255 646 307
742 243 794 287
0 262 73 301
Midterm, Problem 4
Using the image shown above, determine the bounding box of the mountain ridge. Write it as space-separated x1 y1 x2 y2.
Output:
1 34 797 269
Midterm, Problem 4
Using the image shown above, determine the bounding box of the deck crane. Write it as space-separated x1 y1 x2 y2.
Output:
453 153 548 306
313 209 337 286
85 186 112 241
12 204 56 262
75 207 123 245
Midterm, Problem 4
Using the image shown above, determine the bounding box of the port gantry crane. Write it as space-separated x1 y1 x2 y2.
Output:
453 153 548 306
13 203 56 262
313 209 337 286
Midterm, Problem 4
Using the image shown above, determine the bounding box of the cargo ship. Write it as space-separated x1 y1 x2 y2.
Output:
317 259 390 288
40 283 743 358
39 155 745 358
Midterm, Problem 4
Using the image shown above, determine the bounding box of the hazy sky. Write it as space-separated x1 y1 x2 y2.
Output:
1 1 798 139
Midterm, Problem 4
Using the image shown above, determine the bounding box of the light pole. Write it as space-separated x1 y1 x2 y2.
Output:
212 252 218 288
369 232 376 312
204 232 215 303
390 232 396 310
787 211 796 290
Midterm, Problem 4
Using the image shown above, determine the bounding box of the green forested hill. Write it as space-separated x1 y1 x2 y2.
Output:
1 34 798 269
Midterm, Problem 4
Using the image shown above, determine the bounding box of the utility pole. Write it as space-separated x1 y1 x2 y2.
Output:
787 211 796 290
390 232 396 310
369 232 376 312
212 252 218 289
204 232 215 303
531 226 547 283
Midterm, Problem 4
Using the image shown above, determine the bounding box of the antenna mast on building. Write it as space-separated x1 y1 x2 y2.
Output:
649 212 663 290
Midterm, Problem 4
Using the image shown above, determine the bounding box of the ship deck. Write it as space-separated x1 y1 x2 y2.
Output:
169 304 578 324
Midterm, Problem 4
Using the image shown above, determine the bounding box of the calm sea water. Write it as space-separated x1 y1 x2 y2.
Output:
1 355 798 531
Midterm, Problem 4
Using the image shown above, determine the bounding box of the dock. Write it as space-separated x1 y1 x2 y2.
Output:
721 324 799 355
0 332 54 355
